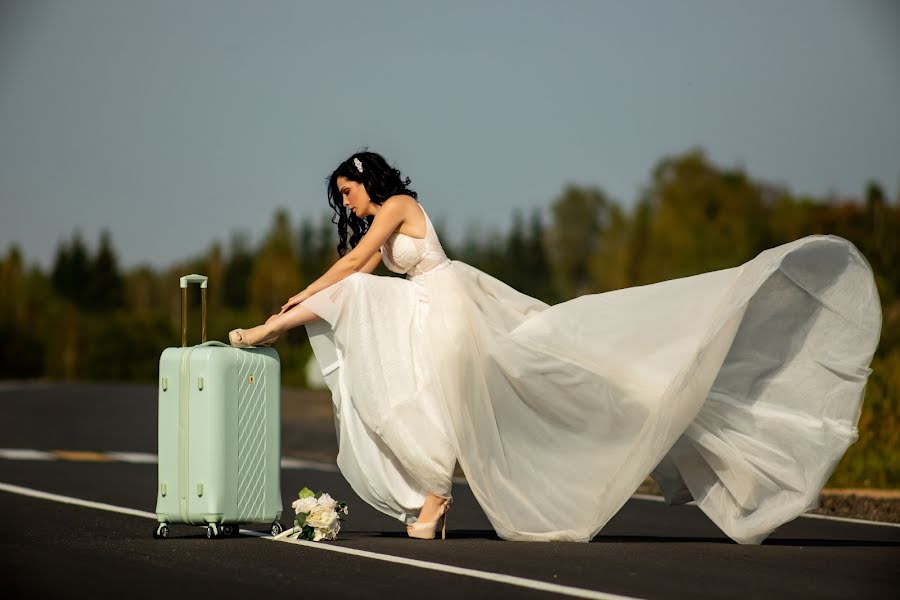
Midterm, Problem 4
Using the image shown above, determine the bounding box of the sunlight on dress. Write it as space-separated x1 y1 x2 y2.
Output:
300 202 881 543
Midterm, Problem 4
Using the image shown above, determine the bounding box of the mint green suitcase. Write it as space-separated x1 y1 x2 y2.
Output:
154 274 283 539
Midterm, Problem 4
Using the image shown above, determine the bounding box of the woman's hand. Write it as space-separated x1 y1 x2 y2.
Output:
280 289 310 315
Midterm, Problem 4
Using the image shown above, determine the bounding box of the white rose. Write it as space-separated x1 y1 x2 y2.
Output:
305 505 338 529
292 496 319 515
324 518 341 540
316 493 338 509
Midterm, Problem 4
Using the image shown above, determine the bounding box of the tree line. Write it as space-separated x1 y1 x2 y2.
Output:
1 147 897 486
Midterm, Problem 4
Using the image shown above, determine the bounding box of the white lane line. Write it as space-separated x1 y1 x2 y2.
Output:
798 512 900 528
268 535 642 599
0 449 342 471
0 480 643 600
106 452 158 464
0 449 58 461
280 457 339 472
0 481 156 520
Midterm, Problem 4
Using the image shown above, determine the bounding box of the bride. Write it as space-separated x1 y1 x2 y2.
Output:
229 151 882 543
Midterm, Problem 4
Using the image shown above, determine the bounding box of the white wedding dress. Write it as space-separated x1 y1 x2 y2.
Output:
300 201 881 544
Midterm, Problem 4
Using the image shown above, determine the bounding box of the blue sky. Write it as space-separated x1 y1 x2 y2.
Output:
1 0 898 271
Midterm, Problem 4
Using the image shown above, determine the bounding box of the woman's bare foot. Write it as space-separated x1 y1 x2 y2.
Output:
407 492 451 528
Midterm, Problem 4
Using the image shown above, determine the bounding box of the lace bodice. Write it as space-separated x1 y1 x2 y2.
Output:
380 203 450 278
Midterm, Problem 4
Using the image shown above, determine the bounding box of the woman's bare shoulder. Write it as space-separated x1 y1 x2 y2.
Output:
383 194 419 209
381 195 424 237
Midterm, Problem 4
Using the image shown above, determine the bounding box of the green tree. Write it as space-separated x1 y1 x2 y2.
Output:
125 266 166 317
525 207 554 302
546 184 616 298
297 218 318 285
249 208 302 314
501 208 529 293
0 246 45 377
586 201 630 292
51 231 92 309
315 213 339 277
223 231 253 310
86 229 125 312
199 242 225 310
639 148 768 281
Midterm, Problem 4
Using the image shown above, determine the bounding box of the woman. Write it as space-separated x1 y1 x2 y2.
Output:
229 150 881 543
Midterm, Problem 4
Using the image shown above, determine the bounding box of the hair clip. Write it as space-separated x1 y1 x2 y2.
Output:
353 158 363 173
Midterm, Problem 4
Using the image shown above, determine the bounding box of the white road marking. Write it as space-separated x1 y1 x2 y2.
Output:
0 448 343 471
0 481 156 520
0 449 57 461
106 452 158 464
279 456 339 472
0 480 644 600
797 512 900 528
269 534 643 599
2 449 898 529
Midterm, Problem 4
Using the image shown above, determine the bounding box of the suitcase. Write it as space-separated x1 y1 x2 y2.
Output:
154 273 283 539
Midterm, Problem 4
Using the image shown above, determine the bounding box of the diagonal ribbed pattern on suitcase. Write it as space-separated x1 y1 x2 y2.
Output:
237 351 269 519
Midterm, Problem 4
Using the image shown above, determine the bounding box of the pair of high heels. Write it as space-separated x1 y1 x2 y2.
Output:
406 496 452 540
228 328 279 348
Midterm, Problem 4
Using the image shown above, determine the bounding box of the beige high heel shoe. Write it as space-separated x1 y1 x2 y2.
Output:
228 328 279 348
406 496 452 540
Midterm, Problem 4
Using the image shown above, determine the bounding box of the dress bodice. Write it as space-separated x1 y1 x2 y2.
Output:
380 203 450 278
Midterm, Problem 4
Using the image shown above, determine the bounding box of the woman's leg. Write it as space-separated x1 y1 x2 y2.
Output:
231 303 321 346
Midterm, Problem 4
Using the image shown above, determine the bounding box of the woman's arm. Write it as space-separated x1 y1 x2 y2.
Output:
359 248 384 274
279 197 408 313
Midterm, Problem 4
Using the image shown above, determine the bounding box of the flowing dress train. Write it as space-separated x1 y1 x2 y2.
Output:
300 201 881 543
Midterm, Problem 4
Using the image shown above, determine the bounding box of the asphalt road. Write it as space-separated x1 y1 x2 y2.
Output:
1 382 897 599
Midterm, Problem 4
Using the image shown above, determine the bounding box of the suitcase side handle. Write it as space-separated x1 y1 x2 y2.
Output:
180 273 208 347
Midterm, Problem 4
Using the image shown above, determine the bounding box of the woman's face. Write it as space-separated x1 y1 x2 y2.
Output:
337 176 373 217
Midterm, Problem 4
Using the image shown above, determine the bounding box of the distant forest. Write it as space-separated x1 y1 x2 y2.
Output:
2 148 897 487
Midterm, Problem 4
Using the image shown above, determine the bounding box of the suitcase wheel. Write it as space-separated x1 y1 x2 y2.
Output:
221 525 236 537
206 523 220 539
153 524 169 539
270 522 284 537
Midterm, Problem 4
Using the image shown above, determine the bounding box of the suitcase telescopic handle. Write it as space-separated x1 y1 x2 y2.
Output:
179 273 208 347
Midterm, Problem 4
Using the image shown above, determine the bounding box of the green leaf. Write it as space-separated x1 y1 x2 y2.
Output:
296 512 308 527
298 486 316 499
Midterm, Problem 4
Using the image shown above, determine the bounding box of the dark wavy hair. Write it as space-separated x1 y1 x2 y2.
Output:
326 149 418 257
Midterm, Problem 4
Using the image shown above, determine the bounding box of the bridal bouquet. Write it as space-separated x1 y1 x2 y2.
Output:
273 486 349 542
